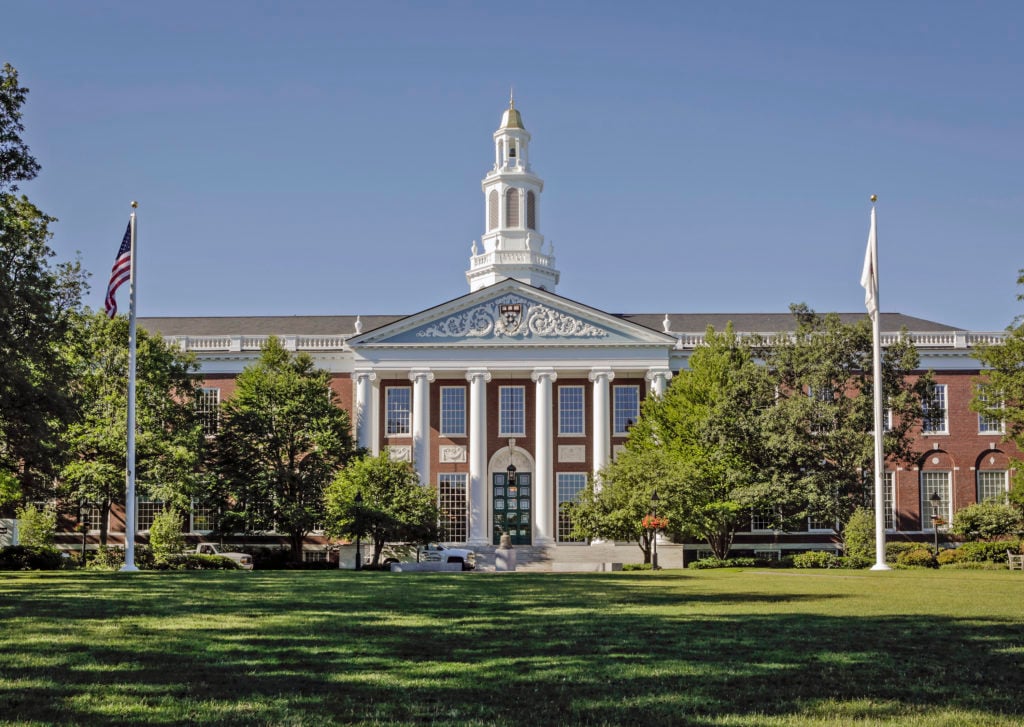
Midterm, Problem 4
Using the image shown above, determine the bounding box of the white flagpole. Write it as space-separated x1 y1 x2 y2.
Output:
121 201 139 572
866 197 890 571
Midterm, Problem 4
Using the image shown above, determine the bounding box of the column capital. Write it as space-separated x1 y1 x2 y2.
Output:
644 367 673 383
354 369 377 383
408 369 435 384
531 368 558 384
588 367 615 384
465 368 492 384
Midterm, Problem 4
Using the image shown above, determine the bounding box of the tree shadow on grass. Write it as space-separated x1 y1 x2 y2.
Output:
1 572 1022 725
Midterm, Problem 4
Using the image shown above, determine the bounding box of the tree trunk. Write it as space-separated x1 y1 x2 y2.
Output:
100 499 110 546
289 531 304 563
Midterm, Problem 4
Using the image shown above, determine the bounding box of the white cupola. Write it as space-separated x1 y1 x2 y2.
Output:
466 94 560 293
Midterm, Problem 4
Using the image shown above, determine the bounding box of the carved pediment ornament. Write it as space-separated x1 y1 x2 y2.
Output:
417 295 608 339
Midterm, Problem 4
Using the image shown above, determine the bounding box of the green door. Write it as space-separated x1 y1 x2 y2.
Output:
493 472 532 545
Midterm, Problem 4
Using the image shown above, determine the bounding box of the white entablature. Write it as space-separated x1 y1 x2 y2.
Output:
467 95 560 293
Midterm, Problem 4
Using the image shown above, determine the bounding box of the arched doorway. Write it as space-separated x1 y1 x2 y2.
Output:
487 444 535 545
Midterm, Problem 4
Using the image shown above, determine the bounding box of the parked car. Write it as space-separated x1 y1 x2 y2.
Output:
195 543 254 570
418 543 476 570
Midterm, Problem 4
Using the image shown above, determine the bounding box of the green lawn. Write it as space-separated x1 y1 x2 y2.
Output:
1 569 1022 726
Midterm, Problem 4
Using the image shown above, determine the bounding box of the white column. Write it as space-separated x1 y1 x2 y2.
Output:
354 370 377 451
532 368 557 545
409 369 435 486
645 367 673 398
466 368 491 545
589 368 615 481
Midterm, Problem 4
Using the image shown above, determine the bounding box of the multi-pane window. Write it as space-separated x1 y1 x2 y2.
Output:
754 550 782 561
977 389 1004 434
438 474 468 543
977 471 1008 503
557 473 587 542
385 387 411 436
921 384 948 434
751 509 775 531
613 385 640 435
499 386 525 436
440 387 466 437
920 471 951 529
558 385 585 436
303 550 328 563
884 472 896 530
807 515 836 532
197 387 220 436
80 504 103 532
137 497 164 531
191 500 216 532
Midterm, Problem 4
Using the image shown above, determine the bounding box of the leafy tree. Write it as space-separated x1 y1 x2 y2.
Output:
755 305 928 530
15 502 56 548
212 337 355 562
1 63 41 191
60 312 204 544
148 507 186 561
575 326 773 559
973 270 1024 509
1 65 87 506
842 506 875 566
325 451 439 567
950 501 1022 541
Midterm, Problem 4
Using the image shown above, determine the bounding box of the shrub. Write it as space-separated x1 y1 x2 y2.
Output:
951 502 1023 540
15 503 56 548
622 563 652 571
148 508 186 561
957 540 1021 563
0 545 64 570
687 557 757 569
936 548 965 565
793 550 840 569
895 548 936 568
885 541 922 563
843 507 875 563
86 546 125 570
150 554 239 570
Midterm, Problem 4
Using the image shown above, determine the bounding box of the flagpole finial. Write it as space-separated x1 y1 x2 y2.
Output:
130 200 138 208
869 194 877 203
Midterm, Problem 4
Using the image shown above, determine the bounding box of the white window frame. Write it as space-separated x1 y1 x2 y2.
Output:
613 385 640 435
977 389 1004 434
385 386 412 437
190 500 216 533
558 385 585 436
137 497 164 532
921 384 948 435
806 515 837 533
438 473 469 543
197 387 220 436
439 386 466 437
303 550 328 563
499 386 526 437
977 470 1008 503
920 471 951 530
751 509 776 532
884 471 896 531
556 472 588 543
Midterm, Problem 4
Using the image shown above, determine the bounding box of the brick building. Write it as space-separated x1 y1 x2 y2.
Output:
125 100 1014 564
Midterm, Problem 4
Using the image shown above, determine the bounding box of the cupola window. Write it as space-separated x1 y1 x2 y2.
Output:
505 188 520 227
488 190 499 231
526 191 536 230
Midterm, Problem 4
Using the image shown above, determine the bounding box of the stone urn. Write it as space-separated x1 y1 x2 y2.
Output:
499 532 512 549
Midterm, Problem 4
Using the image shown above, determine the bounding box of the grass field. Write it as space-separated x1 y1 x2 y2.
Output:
1 568 1022 726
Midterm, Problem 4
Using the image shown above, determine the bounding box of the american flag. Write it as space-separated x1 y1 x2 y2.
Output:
105 221 132 318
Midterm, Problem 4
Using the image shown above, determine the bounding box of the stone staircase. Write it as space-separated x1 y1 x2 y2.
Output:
471 542 683 572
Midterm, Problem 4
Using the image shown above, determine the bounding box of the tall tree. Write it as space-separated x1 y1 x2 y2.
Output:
325 450 440 567
972 270 1024 512
0 64 87 506
212 337 355 561
574 326 773 559
754 305 928 530
60 312 204 543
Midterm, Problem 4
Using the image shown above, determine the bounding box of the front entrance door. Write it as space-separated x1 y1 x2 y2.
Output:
493 472 532 545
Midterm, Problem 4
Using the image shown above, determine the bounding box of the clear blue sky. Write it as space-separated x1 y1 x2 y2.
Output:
5 1 1023 330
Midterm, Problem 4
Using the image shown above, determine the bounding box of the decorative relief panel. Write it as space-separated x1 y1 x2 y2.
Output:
417 294 608 339
558 445 586 463
387 445 412 462
440 445 467 463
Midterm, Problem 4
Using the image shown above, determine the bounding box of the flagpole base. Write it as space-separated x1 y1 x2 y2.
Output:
119 564 140 573
870 563 892 571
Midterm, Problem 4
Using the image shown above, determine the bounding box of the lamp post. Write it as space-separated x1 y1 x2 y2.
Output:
78 499 89 562
354 490 363 571
650 490 660 570
929 491 942 556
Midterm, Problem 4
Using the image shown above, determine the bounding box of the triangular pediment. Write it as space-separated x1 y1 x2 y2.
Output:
348 279 676 348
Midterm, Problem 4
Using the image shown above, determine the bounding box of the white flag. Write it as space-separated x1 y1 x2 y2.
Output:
861 206 878 319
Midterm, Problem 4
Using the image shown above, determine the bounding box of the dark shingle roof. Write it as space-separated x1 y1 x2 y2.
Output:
138 311 959 338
